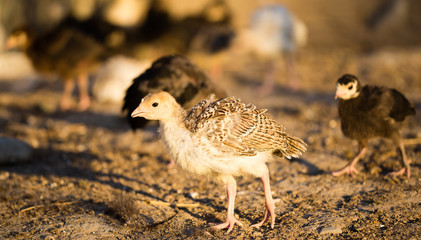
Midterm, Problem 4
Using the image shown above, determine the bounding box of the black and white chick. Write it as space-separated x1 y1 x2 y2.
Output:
332 74 415 178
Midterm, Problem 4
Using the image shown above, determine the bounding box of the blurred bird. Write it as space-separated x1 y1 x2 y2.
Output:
92 55 148 104
234 4 307 93
122 54 226 131
332 74 415 178
187 0 233 54
131 91 307 232
6 18 107 111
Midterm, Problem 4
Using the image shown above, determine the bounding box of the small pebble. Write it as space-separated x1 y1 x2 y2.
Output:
0 171 10 180
329 119 337 128
0 137 33 164
189 192 199 199
319 226 342 234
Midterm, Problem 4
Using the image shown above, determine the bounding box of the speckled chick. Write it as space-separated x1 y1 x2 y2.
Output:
332 74 415 178
131 91 307 232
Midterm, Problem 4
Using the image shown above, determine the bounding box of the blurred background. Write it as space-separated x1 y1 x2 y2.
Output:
0 1 421 239
1 0 420 49
1 0 421 102
0 0 421 129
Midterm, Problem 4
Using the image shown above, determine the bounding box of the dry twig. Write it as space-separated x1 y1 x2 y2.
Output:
404 138 421 146
19 201 77 213
146 200 200 208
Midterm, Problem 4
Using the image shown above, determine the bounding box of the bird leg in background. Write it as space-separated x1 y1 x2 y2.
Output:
251 169 280 229
168 158 176 168
285 53 299 90
210 176 243 233
207 59 223 82
258 60 277 95
259 53 299 95
60 78 75 111
332 145 367 177
77 74 91 111
387 138 411 178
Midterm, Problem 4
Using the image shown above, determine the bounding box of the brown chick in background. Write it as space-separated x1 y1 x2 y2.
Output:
7 18 106 111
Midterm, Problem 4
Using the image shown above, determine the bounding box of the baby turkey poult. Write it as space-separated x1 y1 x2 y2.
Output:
131 91 307 232
332 74 415 178
7 19 107 111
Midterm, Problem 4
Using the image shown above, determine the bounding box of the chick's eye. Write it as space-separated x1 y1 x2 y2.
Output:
348 85 353 90
152 102 158 107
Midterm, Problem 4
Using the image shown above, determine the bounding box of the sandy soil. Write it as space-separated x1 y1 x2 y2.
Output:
0 46 420 239
1 0 421 239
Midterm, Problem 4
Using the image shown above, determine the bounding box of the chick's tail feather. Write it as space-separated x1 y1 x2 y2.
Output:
274 136 307 159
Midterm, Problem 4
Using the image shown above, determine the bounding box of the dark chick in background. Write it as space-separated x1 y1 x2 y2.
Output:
332 74 415 178
6 18 108 111
122 54 226 131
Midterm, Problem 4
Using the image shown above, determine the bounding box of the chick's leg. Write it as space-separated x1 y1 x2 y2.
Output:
210 175 242 233
285 53 299 91
60 78 75 111
252 168 280 229
77 74 91 111
388 137 411 178
332 142 367 177
258 60 277 95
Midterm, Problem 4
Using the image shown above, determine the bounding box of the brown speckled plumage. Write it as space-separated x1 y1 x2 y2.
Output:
185 95 306 158
131 91 307 232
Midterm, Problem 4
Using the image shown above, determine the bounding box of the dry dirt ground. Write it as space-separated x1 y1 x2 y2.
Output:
0 47 420 239
1 0 421 239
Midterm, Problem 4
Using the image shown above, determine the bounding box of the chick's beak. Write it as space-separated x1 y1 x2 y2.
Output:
131 105 148 118
334 90 341 100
